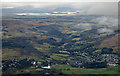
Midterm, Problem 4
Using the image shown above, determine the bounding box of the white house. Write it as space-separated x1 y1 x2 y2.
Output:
107 63 118 66
42 65 51 69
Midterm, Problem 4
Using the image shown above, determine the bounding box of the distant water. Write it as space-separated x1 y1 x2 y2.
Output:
15 13 75 16
15 13 50 16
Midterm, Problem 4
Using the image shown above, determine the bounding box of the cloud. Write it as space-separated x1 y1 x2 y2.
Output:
92 16 118 27
97 28 114 33
91 16 118 33
71 2 118 15
73 15 118 33
87 2 118 16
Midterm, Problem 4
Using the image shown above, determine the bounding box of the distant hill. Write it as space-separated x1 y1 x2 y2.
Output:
2 6 78 14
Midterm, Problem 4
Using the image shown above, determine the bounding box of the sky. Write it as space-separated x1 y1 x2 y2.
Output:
1 0 119 2
1 0 119 16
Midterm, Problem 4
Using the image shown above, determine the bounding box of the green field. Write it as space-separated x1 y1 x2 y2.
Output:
52 65 119 74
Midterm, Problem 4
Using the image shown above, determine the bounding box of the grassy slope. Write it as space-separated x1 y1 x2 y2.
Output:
99 33 119 53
